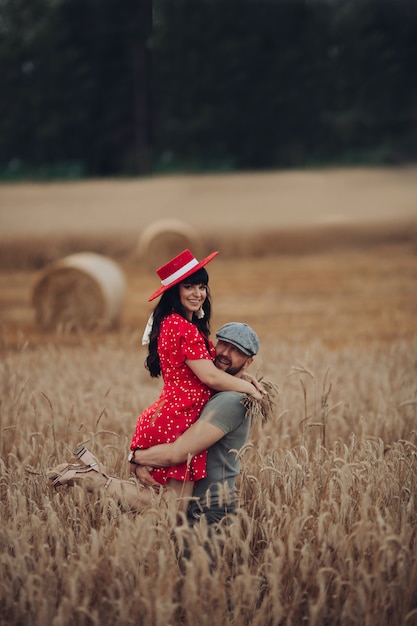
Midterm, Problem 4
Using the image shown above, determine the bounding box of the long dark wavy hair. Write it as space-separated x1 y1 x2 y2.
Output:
145 267 212 378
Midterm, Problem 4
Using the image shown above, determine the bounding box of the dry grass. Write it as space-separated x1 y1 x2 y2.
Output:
1 170 417 624
1 241 416 351
1 332 417 625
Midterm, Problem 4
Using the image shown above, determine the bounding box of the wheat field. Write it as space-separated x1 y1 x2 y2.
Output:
1 170 417 625
1 332 417 625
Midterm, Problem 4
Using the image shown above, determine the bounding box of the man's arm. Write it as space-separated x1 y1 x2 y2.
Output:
133 418 224 467
131 391 248 486
132 419 224 487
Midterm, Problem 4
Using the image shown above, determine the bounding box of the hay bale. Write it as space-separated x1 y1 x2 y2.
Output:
32 252 127 332
135 219 203 269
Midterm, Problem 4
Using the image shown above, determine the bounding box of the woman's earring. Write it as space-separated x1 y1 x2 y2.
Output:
141 314 154 345
197 307 205 319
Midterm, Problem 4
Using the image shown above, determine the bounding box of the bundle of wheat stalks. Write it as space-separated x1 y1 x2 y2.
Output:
242 378 280 424
1 334 416 625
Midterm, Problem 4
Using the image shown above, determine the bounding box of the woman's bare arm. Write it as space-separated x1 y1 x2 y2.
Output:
186 358 263 399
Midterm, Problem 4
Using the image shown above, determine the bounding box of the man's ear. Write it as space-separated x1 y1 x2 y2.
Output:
242 356 254 371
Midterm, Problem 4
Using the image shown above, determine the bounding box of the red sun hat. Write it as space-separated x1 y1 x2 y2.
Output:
147 249 219 302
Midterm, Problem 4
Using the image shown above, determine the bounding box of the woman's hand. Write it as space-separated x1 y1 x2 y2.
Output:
249 387 264 401
242 373 267 396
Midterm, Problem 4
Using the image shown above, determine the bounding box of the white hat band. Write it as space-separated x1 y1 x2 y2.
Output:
161 258 199 286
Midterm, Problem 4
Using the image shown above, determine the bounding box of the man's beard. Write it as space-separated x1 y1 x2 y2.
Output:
214 356 246 376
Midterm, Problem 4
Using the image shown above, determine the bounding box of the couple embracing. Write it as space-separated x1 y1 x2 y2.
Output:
50 249 271 528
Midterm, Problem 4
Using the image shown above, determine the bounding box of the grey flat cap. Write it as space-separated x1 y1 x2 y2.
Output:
215 322 259 356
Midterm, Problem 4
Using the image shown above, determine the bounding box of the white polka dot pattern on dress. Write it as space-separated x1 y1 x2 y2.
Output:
131 312 215 484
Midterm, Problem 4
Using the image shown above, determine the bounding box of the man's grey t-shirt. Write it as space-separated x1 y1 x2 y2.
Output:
188 391 250 521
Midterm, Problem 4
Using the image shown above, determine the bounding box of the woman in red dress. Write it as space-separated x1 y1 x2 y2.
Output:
129 249 262 509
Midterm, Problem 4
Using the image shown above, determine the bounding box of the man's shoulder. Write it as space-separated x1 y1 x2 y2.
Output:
206 391 245 407
200 391 247 432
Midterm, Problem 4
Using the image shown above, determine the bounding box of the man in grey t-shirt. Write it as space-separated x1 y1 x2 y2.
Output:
131 322 260 525
187 391 250 524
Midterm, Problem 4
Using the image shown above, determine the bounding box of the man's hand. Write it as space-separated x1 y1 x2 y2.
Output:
129 461 160 488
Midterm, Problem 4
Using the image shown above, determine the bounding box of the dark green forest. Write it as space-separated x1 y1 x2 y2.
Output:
0 0 416 179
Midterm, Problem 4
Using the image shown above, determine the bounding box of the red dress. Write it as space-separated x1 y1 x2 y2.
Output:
131 312 215 484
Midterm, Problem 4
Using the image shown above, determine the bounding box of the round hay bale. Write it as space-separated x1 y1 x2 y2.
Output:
32 252 127 332
135 219 202 269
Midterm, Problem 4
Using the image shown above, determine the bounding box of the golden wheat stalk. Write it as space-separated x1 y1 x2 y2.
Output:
241 378 280 425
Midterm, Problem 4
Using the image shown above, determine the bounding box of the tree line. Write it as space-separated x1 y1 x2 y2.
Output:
0 0 416 179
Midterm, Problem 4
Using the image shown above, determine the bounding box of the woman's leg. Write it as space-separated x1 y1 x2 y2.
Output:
49 461 192 515
93 473 158 513
128 462 195 514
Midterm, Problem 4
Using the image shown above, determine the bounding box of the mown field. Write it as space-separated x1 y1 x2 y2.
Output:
1 171 417 625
